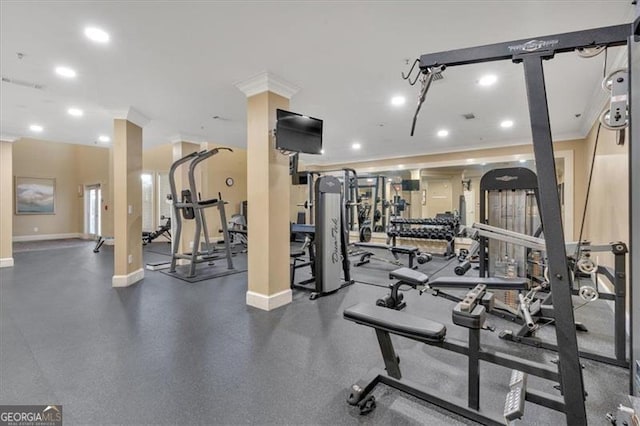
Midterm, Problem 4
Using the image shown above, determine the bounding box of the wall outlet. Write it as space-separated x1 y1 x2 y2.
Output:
33 227 38 232
128 254 133 264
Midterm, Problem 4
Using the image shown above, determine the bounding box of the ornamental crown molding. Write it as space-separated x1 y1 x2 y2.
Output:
234 71 300 99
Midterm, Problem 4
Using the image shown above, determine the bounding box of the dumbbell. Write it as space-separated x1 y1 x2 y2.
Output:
455 260 472 276
417 253 432 264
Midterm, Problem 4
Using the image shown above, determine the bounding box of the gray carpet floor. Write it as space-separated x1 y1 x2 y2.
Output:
0 240 629 425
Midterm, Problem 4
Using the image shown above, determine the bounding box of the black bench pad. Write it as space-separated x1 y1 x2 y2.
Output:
354 242 418 254
430 276 528 290
389 267 429 286
344 303 446 342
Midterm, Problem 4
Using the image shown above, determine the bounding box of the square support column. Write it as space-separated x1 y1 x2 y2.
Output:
0 139 15 268
236 72 299 310
112 119 144 287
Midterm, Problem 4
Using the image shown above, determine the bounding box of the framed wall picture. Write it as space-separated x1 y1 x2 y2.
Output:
15 177 56 215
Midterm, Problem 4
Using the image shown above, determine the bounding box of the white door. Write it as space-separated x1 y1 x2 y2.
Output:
464 190 475 226
85 184 101 237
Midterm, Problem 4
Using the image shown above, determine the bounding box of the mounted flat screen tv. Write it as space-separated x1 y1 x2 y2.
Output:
276 109 323 155
402 179 420 191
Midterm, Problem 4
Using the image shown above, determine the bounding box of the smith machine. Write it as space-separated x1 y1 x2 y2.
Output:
346 21 639 425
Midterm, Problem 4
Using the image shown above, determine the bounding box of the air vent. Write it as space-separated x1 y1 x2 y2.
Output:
462 113 476 120
1 76 44 90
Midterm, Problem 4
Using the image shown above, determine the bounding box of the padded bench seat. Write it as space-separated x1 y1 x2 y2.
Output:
354 242 418 254
389 267 429 287
430 276 529 290
344 303 446 342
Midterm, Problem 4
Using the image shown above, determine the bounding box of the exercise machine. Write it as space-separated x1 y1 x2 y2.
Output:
350 21 637 424
168 148 235 279
142 215 172 245
290 175 353 299
346 268 565 424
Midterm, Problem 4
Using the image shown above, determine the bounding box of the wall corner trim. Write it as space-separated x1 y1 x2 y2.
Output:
112 268 144 288
234 71 300 99
0 258 14 268
246 289 292 311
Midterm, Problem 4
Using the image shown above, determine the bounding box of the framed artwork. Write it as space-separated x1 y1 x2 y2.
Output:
15 177 56 215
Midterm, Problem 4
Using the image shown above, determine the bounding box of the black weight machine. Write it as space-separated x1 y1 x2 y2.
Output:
344 22 634 425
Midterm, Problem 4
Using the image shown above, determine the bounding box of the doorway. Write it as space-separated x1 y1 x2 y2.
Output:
85 184 101 237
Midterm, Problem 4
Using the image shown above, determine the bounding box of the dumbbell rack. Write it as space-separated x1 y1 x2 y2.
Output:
387 218 458 259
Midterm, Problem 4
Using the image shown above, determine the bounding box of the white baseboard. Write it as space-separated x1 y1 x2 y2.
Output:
246 289 292 311
13 232 83 242
0 257 14 268
112 268 145 287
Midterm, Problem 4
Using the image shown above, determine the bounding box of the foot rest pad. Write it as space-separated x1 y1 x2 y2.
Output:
504 370 527 422
389 267 429 287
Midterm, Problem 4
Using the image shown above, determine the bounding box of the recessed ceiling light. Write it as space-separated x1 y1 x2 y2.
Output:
29 124 43 132
437 129 449 137
352 143 361 150
500 120 514 128
519 159 527 163
391 96 406 106
320 149 325 154
55 66 76 78
478 74 497 86
68 107 84 117
84 27 110 43
98 135 110 143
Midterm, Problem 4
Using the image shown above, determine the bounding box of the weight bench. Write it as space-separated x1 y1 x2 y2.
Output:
344 284 564 425
353 242 426 269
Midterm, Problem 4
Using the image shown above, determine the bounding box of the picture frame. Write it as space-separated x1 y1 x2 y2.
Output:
15 177 56 215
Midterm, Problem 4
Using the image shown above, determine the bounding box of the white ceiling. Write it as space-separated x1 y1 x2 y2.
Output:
0 1 634 165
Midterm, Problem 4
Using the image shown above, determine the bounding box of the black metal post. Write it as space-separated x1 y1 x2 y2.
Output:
375 330 402 379
613 246 628 363
629 21 640 394
520 54 587 425
468 328 480 410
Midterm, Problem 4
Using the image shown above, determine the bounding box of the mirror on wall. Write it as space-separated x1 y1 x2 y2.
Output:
348 154 570 239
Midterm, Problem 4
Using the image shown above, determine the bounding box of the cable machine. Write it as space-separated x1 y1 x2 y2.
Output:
373 22 634 425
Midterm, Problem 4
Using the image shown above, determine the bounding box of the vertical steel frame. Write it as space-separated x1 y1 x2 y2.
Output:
630 15 640 395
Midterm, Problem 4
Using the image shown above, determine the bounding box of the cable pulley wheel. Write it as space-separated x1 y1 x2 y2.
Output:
578 286 599 302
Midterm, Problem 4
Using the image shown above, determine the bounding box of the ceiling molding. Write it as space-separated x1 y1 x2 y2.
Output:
0 134 20 142
112 107 151 128
168 133 205 144
234 71 300 99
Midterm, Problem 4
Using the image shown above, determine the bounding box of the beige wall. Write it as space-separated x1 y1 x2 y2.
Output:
201 143 248 233
143 143 173 171
11 138 109 238
0 141 13 264
578 123 628 268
